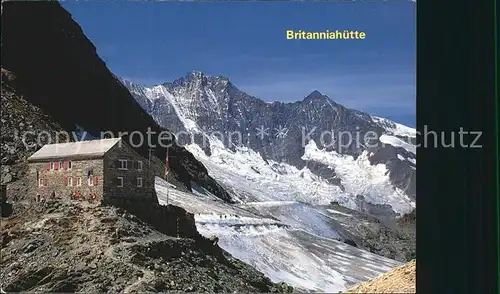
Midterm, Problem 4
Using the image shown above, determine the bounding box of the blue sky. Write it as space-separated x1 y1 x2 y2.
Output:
61 1 415 127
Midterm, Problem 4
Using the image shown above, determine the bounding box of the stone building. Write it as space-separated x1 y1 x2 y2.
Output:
27 138 157 205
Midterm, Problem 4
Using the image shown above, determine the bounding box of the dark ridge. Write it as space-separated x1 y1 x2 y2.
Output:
1 1 232 203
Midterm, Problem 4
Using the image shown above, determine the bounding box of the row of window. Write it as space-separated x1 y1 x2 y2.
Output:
117 177 143 188
38 176 97 187
47 161 73 170
44 160 144 171
38 176 144 188
118 159 143 171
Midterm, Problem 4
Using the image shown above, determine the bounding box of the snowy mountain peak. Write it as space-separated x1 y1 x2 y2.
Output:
166 71 231 89
189 70 204 77
305 90 326 99
302 90 337 106
122 72 416 211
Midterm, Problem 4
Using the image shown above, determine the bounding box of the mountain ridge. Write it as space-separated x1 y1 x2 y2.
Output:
122 71 417 214
121 72 397 118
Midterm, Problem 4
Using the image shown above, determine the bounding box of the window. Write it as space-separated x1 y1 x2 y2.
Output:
38 178 43 187
58 161 63 170
77 177 82 186
68 161 72 169
88 177 94 186
68 177 73 187
118 159 128 170
137 177 143 187
137 161 143 171
50 162 55 170
117 177 124 187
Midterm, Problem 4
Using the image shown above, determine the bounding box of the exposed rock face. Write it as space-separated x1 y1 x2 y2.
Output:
345 259 416 293
122 72 416 204
325 205 416 262
1 1 231 203
0 200 293 293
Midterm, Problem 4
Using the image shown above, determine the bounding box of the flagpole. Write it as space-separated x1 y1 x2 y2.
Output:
165 146 169 206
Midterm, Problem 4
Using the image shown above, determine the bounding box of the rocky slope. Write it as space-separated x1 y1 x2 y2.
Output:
344 259 416 293
0 200 292 293
324 204 416 262
0 69 68 199
1 1 231 202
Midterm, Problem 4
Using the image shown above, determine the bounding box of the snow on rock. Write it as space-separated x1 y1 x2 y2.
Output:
146 85 201 132
184 139 349 206
302 140 415 215
379 134 416 155
327 208 353 217
371 116 416 138
185 137 415 215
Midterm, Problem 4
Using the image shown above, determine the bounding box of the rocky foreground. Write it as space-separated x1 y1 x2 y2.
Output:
0 200 293 293
345 259 416 293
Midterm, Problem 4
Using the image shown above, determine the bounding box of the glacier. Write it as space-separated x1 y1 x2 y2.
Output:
155 177 401 292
